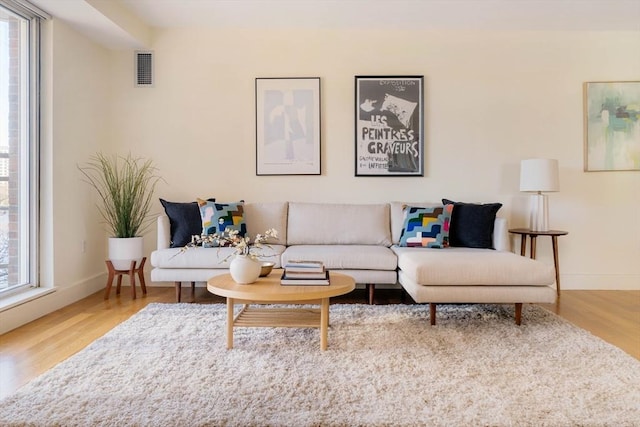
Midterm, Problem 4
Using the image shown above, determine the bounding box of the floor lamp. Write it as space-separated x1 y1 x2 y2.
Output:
520 159 559 232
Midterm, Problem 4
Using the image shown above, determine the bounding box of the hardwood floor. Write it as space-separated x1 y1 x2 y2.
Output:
0 288 638 400
538 290 640 361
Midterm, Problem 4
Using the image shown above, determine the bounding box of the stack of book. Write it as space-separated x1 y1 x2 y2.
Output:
281 260 330 285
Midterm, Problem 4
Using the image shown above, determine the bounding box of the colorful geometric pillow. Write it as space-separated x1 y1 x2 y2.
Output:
160 198 215 248
197 199 246 236
442 199 502 249
399 204 453 248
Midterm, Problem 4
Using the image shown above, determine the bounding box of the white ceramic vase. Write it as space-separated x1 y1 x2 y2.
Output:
229 254 261 284
108 237 144 271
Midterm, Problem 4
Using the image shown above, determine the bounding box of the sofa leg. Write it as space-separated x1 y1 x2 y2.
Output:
366 284 375 305
175 281 181 302
515 303 523 325
429 303 436 326
191 281 196 302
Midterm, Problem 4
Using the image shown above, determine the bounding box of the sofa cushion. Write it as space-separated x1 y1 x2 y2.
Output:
198 199 247 236
244 202 288 245
393 246 555 286
282 245 397 271
287 202 391 246
398 270 557 304
442 199 502 249
159 198 214 248
399 205 453 248
151 245 286 269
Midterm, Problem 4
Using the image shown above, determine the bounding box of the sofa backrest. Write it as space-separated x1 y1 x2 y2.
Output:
156 200 509 251
244 202 288 245
287 202 392 246
155 201 289 249
492 218 509 252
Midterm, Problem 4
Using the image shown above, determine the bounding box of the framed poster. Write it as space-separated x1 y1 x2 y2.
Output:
584 81 640 172
255 77 321 175
355 76 424 176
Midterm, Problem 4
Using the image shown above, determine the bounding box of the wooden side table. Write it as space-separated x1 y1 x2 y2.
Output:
104 257 147 300
508 229 568 296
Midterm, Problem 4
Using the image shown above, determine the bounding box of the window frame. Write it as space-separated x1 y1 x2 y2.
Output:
0 0 46 297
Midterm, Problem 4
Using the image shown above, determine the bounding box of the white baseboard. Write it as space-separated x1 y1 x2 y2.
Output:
560 274 640 290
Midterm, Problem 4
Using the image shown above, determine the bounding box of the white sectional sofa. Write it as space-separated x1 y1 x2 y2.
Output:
150 201 557 324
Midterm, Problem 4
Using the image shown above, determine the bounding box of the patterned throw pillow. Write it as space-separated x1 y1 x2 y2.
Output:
197 199 246 236
399 204 453 248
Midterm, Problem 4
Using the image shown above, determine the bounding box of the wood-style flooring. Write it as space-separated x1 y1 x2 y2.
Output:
0 288 638 400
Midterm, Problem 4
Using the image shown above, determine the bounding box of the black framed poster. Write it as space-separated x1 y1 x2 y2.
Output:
355 76 424 176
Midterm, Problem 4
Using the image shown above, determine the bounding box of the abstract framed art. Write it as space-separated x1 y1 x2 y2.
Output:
255 77 321 175
355 75 424 177
583 81 640 172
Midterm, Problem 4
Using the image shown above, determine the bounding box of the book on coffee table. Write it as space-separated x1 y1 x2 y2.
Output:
282 269 327 279
283 260 325 273
280 271 330 285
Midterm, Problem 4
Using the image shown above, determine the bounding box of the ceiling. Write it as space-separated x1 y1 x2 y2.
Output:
116 0 640 30
26 0 640 49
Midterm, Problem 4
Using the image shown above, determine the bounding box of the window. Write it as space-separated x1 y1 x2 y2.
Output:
0 0 43 296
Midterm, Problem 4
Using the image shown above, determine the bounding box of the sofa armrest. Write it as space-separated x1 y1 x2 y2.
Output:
157 214 171 250
493 217 510 252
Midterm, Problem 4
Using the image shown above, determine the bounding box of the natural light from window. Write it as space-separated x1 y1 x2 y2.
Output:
0 2 39 296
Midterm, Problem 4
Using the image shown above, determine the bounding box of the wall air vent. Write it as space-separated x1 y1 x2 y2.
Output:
135 51 154 87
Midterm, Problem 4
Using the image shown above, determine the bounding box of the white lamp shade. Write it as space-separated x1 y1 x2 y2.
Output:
520 159 559 192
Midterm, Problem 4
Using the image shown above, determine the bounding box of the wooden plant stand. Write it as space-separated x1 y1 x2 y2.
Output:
104 257 147 300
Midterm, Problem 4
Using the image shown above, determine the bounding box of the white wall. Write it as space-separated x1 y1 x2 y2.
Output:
0 20 111 333
50 21 112 287
1 24 638 334
110 28 640 291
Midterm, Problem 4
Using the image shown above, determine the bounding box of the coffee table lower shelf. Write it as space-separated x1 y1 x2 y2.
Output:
227 297 330 350
234 305 322 328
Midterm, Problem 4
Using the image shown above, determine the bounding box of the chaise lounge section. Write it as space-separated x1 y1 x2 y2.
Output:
388 202 557 324
395 248 556 324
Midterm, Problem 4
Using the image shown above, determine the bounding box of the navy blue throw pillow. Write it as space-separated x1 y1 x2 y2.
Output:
160 198 215 248
442 199 502 249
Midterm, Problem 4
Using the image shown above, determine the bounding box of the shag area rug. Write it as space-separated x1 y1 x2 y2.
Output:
1 303 639 427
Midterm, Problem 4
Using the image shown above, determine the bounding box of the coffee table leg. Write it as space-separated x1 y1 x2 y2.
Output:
227 297 234 349
320 297 329 351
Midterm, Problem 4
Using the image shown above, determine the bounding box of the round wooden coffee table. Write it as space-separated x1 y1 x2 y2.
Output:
207 269 355 351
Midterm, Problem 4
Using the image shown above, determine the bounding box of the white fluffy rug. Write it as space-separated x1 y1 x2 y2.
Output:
1 303 639 426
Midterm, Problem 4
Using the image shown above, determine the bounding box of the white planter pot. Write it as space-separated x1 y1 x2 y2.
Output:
108 237 144 271
229 255 261 284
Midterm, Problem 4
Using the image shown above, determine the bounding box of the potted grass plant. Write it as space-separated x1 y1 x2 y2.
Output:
78 153 162 270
